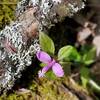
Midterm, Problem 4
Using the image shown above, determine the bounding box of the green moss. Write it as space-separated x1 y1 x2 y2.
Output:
0 77 88 100
0 0 18 30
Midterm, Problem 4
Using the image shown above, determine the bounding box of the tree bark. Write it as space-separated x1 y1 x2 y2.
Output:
0 0 84 93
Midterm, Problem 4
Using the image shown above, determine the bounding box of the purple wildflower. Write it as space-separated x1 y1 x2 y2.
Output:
36 51 64 77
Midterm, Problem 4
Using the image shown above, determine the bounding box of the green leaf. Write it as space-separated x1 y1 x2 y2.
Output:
83 47 96 65
89 79 100 92
39 32 55 55
80 44 93 55
40 63 47 67
46 71 57 80
80 67 90 88
58 45 81 62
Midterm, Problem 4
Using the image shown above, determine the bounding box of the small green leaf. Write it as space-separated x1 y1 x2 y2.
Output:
89 79 100 92
80 44 93 55
83 47 96 65
58 45 81 62
40 63 47 67
46 71 57 80
39 32 55 55
80 67 90 88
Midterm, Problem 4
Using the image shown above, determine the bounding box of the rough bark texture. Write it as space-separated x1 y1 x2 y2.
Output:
0 0 85 93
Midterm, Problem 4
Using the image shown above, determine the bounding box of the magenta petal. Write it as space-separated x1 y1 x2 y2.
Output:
38 66 51 78
36 51 52 64
42 66 51 72
52 63 64 77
